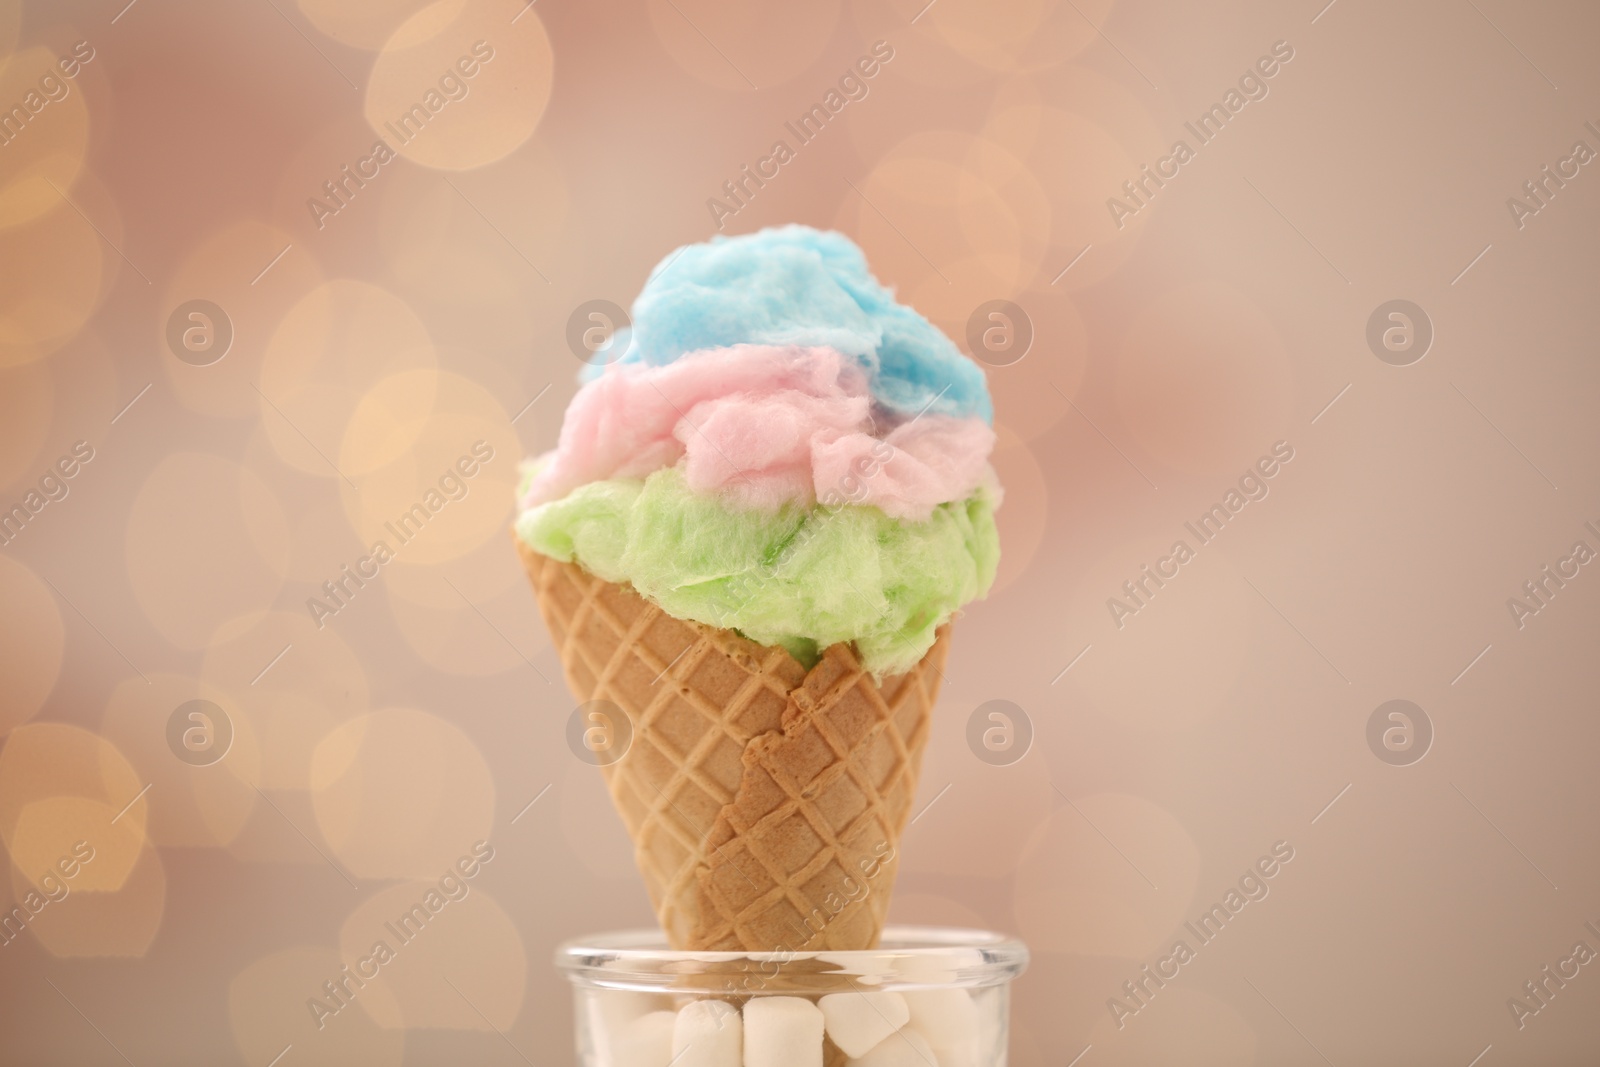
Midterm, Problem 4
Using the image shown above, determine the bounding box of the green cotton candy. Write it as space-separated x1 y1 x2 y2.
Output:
515 467 999 677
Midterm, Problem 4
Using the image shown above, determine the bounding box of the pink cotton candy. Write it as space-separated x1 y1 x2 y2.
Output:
678 391 869 511
519 345 868 509
810 416 997 521
521 344 996 520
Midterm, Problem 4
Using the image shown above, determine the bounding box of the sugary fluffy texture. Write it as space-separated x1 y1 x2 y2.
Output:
677 381 866 512
523 345 995 521
585 225 993 424
809 415 995 522
515 467 1000 677
522 344 866 508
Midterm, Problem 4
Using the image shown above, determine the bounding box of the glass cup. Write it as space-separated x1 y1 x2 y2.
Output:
556 924 1028 1065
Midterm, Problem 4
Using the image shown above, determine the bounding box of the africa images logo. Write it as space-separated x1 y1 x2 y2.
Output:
306 441 495 628
1105 441 1295 629
306 842 495 1031
1105 40 1295 230
1107 840 1296 1028
0 40 97 149
0 842 97 947
306 40 496 230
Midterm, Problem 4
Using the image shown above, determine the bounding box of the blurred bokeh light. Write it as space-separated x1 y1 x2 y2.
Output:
3 0 1600 1063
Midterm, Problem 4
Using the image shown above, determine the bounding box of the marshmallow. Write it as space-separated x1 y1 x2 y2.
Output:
744 996 825 1067
585 992 669 1064
672 1000 742 1067
607 1010 677 1067
846 1028 939 1067
818 992 911 1058
973 986 1006 1063
904 989 979 1067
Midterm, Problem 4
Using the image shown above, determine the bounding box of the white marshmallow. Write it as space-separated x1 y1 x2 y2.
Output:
596 990 669 1027
904 989 979 1067
744 997 825 1067
606 1010 676 1067
672 1000 742 1067
585 991 668 1064
847 1028 939 1067
972 986 1005 1062
819 992 911 1057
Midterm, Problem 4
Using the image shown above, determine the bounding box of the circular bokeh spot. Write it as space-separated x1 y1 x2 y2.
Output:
383 539 549 677
980 105 1149 291
0 359 54 489
988 424 1047 596
986 295 1087 444
0 723 147 892
337 879 526 1030
0 555 64 736
338 369 520 565
924 0 1063 71
125 453 292 650
646 0 838 91
10 796 142 893
102 674 260 848
335 367 451 478
0 191 104 367
364 0 554 171
0 7 20 57
845 132 1051 324
297 0 438 49
10 843 167 959
375 138 567 314
201 610 370 790
0 46 91 232
162 220 325 419
259 279 436 479
310 708 495 879
844 0 995 91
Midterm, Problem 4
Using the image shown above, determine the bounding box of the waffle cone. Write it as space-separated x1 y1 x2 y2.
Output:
517 537 949 953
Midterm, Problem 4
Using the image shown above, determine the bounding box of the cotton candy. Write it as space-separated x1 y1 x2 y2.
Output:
809 415 996 522
523 345 995 520
677 386 869 513
586 226 993 424
514 467 1000 677
522 344 867 509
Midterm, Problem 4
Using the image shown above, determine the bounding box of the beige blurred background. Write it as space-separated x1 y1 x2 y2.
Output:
2 0 1599 1063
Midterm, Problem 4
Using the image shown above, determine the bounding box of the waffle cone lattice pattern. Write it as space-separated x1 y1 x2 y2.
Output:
518 539 949 952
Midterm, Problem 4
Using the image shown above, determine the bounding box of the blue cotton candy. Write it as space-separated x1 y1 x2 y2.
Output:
583 225 993 424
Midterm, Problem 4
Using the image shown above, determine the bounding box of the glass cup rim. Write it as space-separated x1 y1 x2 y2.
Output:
555 924 1028 991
